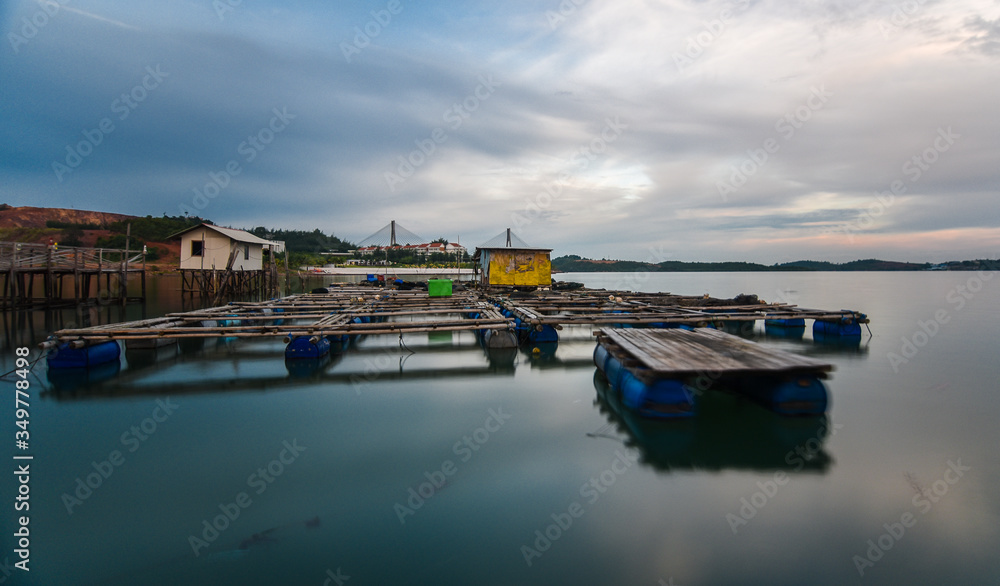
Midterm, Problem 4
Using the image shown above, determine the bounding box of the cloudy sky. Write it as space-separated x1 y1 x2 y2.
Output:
2 0 998 262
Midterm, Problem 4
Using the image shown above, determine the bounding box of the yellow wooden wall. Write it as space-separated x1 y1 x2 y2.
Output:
486 250 551 287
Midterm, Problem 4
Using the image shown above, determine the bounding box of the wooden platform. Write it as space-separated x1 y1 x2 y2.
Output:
597 328 833 378
1 241 145 308
42 286 868 354
493 290 868 329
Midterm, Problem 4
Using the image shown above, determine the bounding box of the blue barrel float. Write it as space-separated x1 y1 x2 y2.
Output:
764 315 806 340
593 344 695 419
285 335 331 359
47 340 121 369
648 322 695 330
737 375 829 416
250 307 284 326
46 340 122 390
764 316 805 327
524 324 558 345
813 313 865 340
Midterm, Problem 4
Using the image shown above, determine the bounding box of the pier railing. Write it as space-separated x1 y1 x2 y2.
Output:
0 242 144 271
1 241 146 308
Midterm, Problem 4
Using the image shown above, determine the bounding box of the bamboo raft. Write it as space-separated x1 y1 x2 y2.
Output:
493 290 868 329
42 285 867 417
42 286 868 346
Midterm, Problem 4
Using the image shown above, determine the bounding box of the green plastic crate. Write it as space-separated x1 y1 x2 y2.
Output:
428 279 452 297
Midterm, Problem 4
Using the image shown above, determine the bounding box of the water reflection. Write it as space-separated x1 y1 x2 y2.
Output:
41 335 515 399
124 344 180 371
592 371 834 473
45 360 121 392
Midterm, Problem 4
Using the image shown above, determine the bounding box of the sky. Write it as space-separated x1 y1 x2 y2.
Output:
1 0 998 263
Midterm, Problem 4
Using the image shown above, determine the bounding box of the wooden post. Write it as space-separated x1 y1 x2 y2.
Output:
45 244 53 304
9 244 18 307
74 248 81 302
284 246 290 296
97 249 103 302
120 259 126 303
122 223 131 304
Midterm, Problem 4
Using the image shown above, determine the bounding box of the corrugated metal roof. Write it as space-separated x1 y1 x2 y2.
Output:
171 223 282 247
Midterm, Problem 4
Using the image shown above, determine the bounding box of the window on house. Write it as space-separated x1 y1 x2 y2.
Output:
244 244 250 260
191 241 203 257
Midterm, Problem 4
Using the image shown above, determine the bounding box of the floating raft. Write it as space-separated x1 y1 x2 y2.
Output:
42 286 865 398
595 328 833 418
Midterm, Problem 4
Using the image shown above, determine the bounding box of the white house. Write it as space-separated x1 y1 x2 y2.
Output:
172 224 284 271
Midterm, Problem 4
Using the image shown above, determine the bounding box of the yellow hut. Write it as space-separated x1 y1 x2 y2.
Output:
473 229 552 289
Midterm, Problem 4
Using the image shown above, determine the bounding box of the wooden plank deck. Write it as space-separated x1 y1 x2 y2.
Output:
598 327 833 377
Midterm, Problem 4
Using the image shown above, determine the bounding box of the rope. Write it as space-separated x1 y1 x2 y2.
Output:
0 348 45 380
398 333 416 355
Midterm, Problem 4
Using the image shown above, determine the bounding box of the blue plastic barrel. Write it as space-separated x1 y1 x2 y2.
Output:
620 370 694 418
813 318 862 337
764 317 805 327
737 376 828 415
285 336 331 359
527 324 558 344
47 341 121 369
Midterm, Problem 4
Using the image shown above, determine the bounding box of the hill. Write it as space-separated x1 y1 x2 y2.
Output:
0 205 357 271
0 205 203 269
553 255 996 272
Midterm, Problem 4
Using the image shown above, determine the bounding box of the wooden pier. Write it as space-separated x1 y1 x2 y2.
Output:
1 241 145 309
596 328 833 380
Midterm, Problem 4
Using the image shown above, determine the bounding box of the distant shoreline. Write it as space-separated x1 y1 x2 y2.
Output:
552 256 998 273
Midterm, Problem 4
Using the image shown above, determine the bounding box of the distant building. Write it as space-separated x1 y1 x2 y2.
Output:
473 229 551 289
171 224 284 271
356 242 467 257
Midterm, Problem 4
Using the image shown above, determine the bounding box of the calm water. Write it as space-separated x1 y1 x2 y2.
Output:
2 272 998 585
